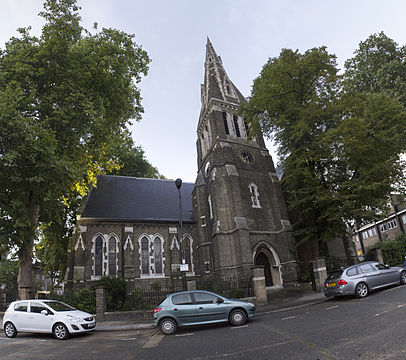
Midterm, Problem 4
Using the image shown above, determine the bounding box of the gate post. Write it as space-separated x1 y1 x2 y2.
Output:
96 287 106 322
251 266 267 306
312 258 327 292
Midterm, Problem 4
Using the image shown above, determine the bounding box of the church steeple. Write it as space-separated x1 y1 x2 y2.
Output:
200 39 246 122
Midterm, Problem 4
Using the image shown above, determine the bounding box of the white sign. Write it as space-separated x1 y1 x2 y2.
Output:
180 264 189 272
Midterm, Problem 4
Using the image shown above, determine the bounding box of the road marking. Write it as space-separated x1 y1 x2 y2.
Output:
121 337 137 341
143 333 164 348
326 306 339 310
230 325 248 329
374 313 380 317
281 316 295 321
175 333 195 336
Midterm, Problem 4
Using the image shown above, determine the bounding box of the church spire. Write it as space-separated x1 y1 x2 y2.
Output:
200 39 246 119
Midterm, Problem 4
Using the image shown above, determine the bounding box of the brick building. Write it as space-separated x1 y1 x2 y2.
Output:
353 199 406 255
66 39 298 290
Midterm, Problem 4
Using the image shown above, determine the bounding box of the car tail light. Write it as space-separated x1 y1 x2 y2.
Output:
337 279 348 285
153 307 162 314
324 281 327 288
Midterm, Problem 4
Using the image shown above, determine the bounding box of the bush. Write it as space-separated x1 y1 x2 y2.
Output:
365 234 406 266
95 277 127 311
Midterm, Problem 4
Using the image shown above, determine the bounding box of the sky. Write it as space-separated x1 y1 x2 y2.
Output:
2 0 406 183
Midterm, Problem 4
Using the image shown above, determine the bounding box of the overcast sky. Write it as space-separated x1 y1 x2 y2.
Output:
2 1 406 182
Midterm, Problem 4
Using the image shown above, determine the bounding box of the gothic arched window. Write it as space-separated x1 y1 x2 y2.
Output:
108 236 117 276
94 235 103 276
233 115 241 137
249 183 261 208
154 236 163 275
223 112 230 135
141 236 150 275
183 236 193 273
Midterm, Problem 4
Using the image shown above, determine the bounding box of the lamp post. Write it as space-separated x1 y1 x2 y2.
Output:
175 178 187 289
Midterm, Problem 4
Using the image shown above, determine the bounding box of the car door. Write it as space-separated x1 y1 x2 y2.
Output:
373 263 399 286
170 293 198 325
26 301 54 332
358 263 382 290
192 292 228 323
11 301 30 331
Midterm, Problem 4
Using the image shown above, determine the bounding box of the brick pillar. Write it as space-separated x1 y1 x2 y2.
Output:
96 288 106 322
312 258 327 292
375 248 384 264
251 266 267 306
186 279 196 291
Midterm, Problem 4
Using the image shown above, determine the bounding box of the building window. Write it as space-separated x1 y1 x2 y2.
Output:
361 231 368 240
141 236 150 275
367 228 376 237
95 235 103 277
249 183 261 208
402 214 406 225
380 223 387 232
233 115 241 137
108 236 117 276
387 219 397 230
208 195 213 219
223 112 230 135
244 119 249 137
154 236 163 275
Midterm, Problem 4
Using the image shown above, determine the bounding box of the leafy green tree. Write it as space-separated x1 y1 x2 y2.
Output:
0 258 18 299
344 32 406 106
108 132 163 179
241 46 406 255
0 0 150 299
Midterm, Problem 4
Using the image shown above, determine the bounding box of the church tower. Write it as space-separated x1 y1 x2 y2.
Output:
193 39 298 286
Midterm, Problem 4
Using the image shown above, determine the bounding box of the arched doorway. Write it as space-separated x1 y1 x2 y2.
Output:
255 252 272 286
253 243 282 287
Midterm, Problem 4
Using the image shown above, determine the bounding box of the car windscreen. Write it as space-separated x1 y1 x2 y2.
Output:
45 301 75 312
327 270 343 280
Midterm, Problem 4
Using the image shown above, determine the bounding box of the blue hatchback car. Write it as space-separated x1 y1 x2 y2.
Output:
153 290 256 335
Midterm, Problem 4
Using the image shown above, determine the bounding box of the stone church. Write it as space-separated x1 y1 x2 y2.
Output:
66 39 298 290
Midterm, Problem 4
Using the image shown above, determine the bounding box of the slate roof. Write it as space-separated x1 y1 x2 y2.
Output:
80 175 195 223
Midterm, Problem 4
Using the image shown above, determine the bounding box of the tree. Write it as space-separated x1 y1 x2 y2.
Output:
0 0 151 299
241 46 406 255
344 32 406 106
0 258 18 302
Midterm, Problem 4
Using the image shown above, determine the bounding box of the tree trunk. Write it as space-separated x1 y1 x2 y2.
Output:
17 196 39 300
18 245 34 300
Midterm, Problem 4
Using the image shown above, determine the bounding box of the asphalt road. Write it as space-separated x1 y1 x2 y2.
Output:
1 285 406 360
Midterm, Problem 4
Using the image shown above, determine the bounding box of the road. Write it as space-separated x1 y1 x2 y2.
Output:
1 285 406 359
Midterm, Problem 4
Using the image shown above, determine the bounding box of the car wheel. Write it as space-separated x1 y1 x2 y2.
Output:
53 323 70 340
159 318 177 335
4 322 17 338
229 309 247 326
400 271 406 285
355 282 369 298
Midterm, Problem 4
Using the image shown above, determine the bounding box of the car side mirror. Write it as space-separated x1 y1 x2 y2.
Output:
385 264 390 269
41 309 48 315
217 298 224 304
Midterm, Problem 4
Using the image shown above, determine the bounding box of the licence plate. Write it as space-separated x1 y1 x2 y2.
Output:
328 282 336 287
88 323 95 328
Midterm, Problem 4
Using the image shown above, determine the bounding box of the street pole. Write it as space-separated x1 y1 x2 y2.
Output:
175 178 186 290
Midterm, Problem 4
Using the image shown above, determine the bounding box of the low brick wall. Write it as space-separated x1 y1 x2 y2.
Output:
99 310 153 322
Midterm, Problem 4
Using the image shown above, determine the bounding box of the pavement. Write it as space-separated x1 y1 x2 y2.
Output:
96 288 329 332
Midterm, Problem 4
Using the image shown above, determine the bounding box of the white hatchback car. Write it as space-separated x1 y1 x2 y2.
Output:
3 300 96 340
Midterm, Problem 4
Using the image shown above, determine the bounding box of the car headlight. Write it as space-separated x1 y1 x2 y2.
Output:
248 302 255 307
67 315 82 323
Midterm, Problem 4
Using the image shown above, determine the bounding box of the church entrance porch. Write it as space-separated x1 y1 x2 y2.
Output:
253 244 282 288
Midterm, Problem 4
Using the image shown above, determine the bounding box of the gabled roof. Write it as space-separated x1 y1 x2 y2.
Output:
80 175 195 223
